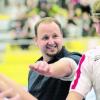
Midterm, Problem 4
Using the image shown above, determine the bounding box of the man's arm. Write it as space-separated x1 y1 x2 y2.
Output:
0 73 38 100
66 91 83 100
29 57 77 79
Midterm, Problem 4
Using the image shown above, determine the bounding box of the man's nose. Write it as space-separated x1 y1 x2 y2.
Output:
48 38 55 44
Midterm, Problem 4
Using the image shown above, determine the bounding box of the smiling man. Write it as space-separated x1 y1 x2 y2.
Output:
28 17 81 100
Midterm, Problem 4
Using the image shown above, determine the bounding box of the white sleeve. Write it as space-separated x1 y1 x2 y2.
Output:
59 58 77 81
70 54 93 97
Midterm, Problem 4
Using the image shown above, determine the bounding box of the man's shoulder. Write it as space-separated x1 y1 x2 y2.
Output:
67 52 82 64
68 52 82 57
62 47 82 57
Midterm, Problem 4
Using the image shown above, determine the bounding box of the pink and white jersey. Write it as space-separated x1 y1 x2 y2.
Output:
70 46 100 100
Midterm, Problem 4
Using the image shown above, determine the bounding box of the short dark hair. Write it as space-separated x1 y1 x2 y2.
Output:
34 17 63 36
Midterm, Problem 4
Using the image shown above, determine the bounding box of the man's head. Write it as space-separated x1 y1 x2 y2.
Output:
91 0 100 34
34 17 63 37
34 17 64 59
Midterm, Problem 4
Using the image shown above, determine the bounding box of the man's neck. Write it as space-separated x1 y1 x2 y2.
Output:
43 55 53 62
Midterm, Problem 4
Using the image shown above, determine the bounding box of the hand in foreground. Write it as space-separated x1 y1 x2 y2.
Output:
29 61 52 76
0 88 21 100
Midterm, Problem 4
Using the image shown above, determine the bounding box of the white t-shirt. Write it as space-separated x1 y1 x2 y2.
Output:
70 46 100 100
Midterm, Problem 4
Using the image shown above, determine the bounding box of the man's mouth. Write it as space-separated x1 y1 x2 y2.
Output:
46 45 57 49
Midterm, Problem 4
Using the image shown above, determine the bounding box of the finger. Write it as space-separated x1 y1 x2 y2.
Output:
9 94 21 100
42 61 50 72
29 64 34 69
0 88 15 98
38 61 46 71
35 61 48 74
37 62 50 75
29 64 37 71
0 81 9 92
30 61 44 71
29 61 41 70
30 61 50 74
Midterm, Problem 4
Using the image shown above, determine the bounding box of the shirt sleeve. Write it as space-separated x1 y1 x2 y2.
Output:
70 54 93 97
59 58 78 81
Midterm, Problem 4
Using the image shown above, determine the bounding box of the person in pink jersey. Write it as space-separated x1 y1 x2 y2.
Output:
66 0 100 100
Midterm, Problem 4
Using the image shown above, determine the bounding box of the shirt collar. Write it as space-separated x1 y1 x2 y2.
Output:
37 46 68 63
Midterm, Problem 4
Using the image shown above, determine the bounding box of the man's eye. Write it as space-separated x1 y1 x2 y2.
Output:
53 35 58 38
42 36 49 40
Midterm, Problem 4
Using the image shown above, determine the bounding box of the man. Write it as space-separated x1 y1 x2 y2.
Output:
28 17 81 100
0 17 81 100
66 0 100 100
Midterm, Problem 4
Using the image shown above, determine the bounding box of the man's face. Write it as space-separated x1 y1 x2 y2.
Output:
35 22 63 57
93 17 100 34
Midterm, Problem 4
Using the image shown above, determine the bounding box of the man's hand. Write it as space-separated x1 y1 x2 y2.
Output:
29 61 52 76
